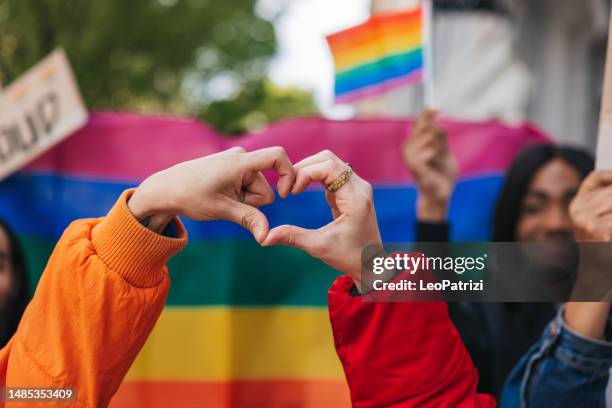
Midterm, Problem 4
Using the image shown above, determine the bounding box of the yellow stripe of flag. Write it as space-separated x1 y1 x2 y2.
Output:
332 31 422 73
125 307 345 381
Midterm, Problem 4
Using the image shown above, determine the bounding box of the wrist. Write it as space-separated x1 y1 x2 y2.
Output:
417 195 450 223
128 186 156 220
564 302 610 340
128 183 176 233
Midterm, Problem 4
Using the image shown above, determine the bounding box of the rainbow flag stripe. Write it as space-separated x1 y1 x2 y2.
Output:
0 113 549 407
327 8 424 102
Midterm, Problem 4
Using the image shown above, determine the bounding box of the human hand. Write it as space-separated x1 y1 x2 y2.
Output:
402 110 457 222
128 146 296 243
261 150 382 292
568 171 612 305
570 170 612 242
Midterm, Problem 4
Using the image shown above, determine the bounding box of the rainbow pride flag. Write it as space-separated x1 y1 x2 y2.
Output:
327 7 424 103
0 113 549 407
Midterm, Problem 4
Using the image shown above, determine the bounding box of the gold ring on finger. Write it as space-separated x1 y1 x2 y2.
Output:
327 164 353 193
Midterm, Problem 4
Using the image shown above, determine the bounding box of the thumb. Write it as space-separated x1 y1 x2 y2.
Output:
261 225 320 254
224 201 269 244
423 108 438 121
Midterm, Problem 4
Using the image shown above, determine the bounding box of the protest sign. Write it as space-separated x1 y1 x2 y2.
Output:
0 49 87 180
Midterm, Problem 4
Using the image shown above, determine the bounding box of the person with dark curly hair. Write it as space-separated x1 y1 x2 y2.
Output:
0 218 29 348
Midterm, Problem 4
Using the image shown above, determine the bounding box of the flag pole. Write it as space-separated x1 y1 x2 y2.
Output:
422 0 436 109
595 6 612 170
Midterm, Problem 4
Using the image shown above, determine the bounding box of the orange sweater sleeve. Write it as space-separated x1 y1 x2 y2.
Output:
0 190 187 408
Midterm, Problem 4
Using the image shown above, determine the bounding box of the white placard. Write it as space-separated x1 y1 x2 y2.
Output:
0 49 88 180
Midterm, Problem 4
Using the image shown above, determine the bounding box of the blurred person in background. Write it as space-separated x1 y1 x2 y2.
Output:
403 110 612 406
0 218 29 348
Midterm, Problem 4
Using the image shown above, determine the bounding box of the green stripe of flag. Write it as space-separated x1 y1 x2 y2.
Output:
20 236 338 307
335 48 423 83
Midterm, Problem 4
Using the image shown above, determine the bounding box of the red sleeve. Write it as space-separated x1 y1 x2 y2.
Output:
328 275 496 408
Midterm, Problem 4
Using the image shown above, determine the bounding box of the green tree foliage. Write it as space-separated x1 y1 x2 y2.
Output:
201 80 318 134
0 0 317 134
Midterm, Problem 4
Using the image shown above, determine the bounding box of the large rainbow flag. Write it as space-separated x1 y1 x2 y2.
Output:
0 113 548 407
327 7 424 103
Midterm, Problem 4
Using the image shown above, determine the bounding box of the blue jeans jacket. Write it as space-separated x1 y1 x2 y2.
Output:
500 306 612 408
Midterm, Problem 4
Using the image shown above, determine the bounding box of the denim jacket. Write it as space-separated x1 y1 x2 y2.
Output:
500 306 612 408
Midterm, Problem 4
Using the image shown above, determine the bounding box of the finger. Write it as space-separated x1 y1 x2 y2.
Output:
222 200 270 243
244 147 296 198
292 159 350 195
409 129 439 150
417 123 446 154
243 172 275 207
423 108 439 120
294 150 340 171
419 146 438 165
585 185 612 216
403 136 437 170
412 110 439 136
219 146 247 156
405 147 437 174
583 214 612 241
325 191 342 219
602 215 612 238
407 126 444 160
578 171 612 195
434 126 447 150
261 224 321 254
414 109 438 130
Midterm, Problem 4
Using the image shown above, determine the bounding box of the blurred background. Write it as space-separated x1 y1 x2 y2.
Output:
0 0 610 407
2 0 609 146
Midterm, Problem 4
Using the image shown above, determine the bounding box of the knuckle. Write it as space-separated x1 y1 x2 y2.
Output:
240 211 258 230
323 158 338 171
285 233 296 248
264 191 275 204
354 195 373 213
312 230 333 253
321 149 335 160
270 146 287 157
585 220 598 235
569 202 579 219
364 183 374 199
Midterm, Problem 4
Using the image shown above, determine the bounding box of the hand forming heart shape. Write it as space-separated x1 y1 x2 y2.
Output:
129 147 382 290
261 150 382 289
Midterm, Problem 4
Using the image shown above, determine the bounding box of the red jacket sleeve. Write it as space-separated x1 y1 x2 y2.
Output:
328 275 496 408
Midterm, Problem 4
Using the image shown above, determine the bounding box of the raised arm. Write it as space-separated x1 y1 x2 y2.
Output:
567 170 612 339
502 170 612 407
402 110 457 226
263 150 495 407
0 146 295 407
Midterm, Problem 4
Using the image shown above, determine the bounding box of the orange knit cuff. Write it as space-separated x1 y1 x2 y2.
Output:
91 189 188 288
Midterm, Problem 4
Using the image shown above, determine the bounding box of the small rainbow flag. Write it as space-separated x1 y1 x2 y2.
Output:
327 7 425 103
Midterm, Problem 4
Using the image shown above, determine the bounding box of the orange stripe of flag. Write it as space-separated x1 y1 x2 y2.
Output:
111 380 351 408
328 25 422 55
327 8 422 52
